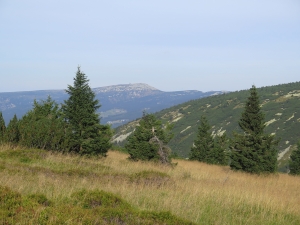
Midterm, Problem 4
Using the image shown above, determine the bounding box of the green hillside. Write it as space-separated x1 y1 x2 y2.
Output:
113 82 300 170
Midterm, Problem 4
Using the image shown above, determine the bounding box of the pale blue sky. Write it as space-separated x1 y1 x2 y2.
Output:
1 0 300 92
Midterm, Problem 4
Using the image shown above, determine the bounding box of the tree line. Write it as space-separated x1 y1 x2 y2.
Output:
123 85 300 175
0 67 112 156
0 69 299 175
188 85 300 175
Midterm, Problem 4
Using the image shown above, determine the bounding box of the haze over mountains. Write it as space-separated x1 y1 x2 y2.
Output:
0 83 225 127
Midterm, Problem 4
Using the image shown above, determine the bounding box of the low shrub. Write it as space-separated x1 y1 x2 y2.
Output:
71 189 132 210
0 186 22 218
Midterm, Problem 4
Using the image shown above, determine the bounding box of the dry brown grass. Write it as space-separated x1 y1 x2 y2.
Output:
1 146 300 224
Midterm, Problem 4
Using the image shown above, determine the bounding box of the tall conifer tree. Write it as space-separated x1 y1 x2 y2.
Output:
230 85 279 174
0 112 6 142
190 115 227 165
289 141 300 175
190 115 214 162
5 114 19 144
62 67 112 155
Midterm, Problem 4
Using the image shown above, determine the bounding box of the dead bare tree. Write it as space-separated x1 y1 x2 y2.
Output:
149 126 171 165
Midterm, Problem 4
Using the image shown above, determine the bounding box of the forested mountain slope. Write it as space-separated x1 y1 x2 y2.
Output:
113 82 300 167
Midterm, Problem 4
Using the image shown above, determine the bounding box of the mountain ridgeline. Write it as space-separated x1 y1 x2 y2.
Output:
113 82 300 171
0 83 223 127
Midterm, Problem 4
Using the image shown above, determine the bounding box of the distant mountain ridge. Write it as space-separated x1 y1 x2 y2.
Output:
0 83 224 127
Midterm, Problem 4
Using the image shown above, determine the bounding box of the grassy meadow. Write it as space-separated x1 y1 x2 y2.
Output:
1 145 300 224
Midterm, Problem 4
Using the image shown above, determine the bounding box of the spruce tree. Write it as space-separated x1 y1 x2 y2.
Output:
4 114 20 144
125 113 173 162
289 141 300 175
0 112 6 143
189 115 214 162
230 85 279 174
190 115 214 162
210 133 228 165
62 67 112 155
190 115 227 165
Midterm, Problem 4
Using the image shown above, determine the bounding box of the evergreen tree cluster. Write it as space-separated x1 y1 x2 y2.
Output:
289 142 300 175
0 67 112 155
188 85 288 174
125 112 173 164
18 97 66 150
189 115 227 165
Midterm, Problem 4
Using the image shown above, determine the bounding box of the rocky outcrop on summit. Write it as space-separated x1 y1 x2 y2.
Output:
94 83 160 93
95 83 162 103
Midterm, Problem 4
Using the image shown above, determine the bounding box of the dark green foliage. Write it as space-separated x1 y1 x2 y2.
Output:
4 114 19 144
125 113 173 162
289 141 300 175
0 112 5 142
230 85 279 174
190 115 214 162
18 96 66 150
190 115 227 165
96 124 113 155
62 67 112 155
111 144 128 153
211 133 228 165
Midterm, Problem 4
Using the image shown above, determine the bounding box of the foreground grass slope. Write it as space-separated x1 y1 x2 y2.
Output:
1 146 300 224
